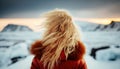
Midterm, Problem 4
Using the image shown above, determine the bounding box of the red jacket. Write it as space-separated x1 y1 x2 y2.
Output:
30 41 87 69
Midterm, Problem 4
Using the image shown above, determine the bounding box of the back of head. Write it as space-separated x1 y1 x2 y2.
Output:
43 9 73 33
40 9 81 69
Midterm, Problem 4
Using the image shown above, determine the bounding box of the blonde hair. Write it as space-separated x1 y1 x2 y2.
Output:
40 9 81 69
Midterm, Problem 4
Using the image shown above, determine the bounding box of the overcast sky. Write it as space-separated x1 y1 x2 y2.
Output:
0 0 120 18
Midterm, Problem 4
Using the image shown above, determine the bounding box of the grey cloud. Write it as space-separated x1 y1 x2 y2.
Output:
0 0 120 18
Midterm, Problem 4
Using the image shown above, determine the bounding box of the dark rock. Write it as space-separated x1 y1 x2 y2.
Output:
90 46 110 59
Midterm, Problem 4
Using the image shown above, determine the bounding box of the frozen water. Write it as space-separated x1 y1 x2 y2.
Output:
10 42 29 58
2 55 120 69
0 31 120 69
3 55 34 69
96 46 120 61
0 48 11 68
85 55 120 69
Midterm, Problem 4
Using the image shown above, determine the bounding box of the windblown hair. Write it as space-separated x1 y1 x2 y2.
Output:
31 9 84 69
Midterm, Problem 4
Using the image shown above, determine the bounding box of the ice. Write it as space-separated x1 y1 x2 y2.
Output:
85 55 120 69
96 49 117 61
10 42 29 58
2 55 120 69
0 40 33 68
0 32 42 40
0 31 120 69
3 55 34 69
0 41 14 47
0 48 11 68
96 45 120 61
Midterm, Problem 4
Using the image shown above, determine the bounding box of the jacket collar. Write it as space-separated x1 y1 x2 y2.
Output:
59 50 66 61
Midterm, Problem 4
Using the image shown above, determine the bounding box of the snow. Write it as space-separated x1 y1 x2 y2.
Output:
96 49 117 61
2 55 120 69
0 51 11 68
0 32 42 40
85 55 120 69
0 31 120 69
2 24 33 32
96 46 120 61
10 42 29 58
3 55 34 69
0 41 14 47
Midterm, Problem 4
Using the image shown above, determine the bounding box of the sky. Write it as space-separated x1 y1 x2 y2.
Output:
0 0 120 18
0 0 120 31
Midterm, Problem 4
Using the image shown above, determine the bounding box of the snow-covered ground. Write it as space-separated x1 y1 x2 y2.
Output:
85 55 120 69
0 31 120 69
1 55 120 69
2 55 34 69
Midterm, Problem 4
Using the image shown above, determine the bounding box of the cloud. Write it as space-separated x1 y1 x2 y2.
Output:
0 0 120 18
72 2 120 18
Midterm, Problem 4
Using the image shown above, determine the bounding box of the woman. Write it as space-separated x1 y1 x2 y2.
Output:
30 9 87 69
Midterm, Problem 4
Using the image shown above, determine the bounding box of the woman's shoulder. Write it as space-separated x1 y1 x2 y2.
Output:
68 41 86 60
30 40 43 57
31 56 45 69
78 59 87 69
78 59 86 65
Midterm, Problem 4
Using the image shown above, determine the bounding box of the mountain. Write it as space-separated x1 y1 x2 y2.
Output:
1 21 120 32
75 21 120 31
94 21 120 31
75 21 99 31
1 24 33 32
